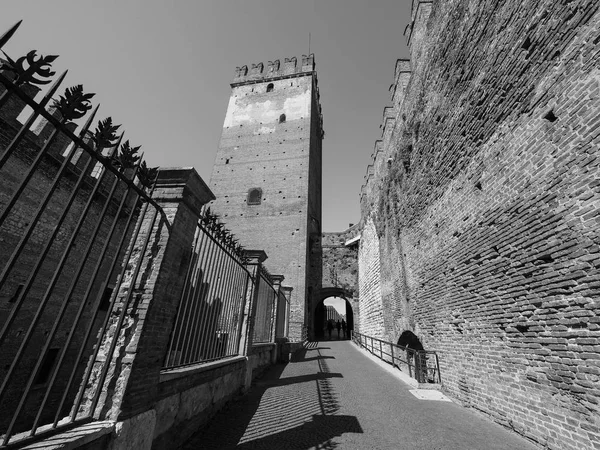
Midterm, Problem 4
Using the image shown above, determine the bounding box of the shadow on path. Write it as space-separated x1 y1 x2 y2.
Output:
180 342 362 449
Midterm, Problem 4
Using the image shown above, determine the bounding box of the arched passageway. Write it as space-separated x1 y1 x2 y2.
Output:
397 330 423 350
313 295 354 340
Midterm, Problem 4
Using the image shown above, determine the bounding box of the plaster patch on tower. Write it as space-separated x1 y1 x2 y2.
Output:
254 126 275 135
223 90 310 128
283 90 310 119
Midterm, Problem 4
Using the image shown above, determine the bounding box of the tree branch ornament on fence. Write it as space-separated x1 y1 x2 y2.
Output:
0 49 57 86
113 140 141 171
52 84 94 122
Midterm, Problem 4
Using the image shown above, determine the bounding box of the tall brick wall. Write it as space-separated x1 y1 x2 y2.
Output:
357 217 384 337
315 227 360 337
321 226 360 296
360 1 600 448
209 56 323 341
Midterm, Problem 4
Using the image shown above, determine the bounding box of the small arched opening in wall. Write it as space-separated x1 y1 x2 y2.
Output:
247 187 262 205
266 83 274 93
397 330 424 351
313 288 354 341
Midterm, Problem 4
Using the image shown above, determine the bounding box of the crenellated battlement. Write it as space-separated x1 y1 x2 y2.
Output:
405 0 433 49
233 54 316 85
394 59 411 80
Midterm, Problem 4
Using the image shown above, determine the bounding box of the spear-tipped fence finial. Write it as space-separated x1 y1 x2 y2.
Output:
0 20 22 49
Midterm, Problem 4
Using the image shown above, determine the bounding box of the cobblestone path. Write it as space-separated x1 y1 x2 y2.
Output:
181 340 539 449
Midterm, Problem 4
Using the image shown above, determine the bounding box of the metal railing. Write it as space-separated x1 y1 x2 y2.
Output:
351 331 441 384
301 325 309 342
164 212 252 368
0 21 161 447
252 267 278 344
274 290 289 339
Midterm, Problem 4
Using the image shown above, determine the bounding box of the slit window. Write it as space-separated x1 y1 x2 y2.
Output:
266 83 274 93
279 114 286 123
247 188 262 205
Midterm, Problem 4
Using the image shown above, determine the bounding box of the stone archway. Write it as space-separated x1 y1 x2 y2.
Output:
312 227 360 340
312 287 357 340
397 330 424 351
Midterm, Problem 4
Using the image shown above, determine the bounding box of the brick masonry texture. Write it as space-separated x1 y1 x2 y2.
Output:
321 226 360 297
209 55 323 341
359 1 600 449
318 227 360 335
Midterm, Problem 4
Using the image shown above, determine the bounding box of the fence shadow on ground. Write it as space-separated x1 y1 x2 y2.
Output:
180 342 362 449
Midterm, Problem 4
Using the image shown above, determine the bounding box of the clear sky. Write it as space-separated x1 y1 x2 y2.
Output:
324 297 346 316
1 0 411 231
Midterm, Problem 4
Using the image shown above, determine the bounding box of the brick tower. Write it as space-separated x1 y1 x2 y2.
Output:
209 55 324 341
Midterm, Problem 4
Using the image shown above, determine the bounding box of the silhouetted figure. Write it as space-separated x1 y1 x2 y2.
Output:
327 320 333 339
336 320 341 338
341 319 347 339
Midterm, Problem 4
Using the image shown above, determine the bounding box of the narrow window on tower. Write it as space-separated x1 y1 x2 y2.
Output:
247 188 262 205
266 83 274 93
279 114 286 123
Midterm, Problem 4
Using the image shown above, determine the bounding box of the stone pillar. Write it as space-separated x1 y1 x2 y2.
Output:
91 167 214 449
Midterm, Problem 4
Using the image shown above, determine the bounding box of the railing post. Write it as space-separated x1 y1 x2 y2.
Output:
379 339 383 360
417 352 424 383
390 342 394 367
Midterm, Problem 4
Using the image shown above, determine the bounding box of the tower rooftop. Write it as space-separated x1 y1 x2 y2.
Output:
232 54 316 86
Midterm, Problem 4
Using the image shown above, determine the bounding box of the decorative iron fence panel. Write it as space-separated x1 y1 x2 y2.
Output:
0 21 160 448
252 269 277 344
275 290 289 338
164 214 251 368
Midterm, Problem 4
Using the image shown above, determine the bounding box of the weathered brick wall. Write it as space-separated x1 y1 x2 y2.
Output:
321 226 360 296
209 56 323 341
360 1 600 448
357 217 384 337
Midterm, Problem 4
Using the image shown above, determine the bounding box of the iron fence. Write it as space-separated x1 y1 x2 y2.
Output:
351 331 441 384
0 21 161 447
274 290 289 339
164 211 252 368
252 267 278 344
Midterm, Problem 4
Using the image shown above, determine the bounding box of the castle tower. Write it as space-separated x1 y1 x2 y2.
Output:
209 55 323 341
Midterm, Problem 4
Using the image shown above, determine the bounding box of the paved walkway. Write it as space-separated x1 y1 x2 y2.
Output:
181 340 538 450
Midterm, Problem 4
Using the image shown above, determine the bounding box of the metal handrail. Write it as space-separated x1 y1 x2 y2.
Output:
351 330 441 384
